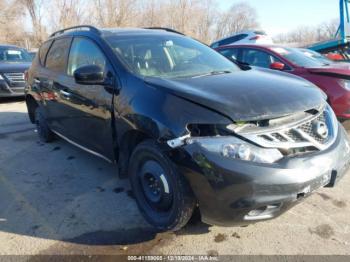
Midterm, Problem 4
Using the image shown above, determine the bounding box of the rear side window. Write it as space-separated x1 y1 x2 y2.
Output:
67 38 106 76
38 40 52 65
218 34 248 46
241 48 276 68
45 38 71 73
210 42 219 48
218 48 239 61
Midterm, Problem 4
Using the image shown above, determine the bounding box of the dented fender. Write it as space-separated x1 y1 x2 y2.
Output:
113 75 232 146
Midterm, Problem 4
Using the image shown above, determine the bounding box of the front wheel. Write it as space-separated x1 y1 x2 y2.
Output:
129 140 196 231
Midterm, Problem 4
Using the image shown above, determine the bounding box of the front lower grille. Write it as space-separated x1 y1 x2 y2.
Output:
242 106 338 151
3 72 25 85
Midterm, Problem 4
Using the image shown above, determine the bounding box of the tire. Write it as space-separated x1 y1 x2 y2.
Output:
35 107 54 143
129 140 196 231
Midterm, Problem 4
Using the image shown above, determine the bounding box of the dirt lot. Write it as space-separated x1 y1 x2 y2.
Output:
0 98 350 256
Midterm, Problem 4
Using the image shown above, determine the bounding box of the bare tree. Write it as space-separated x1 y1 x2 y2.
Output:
21 0 47 46
165 0 192 33
138 0 163 27
3 0 339 49
47 0 89 32
137 0 218 43
93 0 138 27
274 19 338 46
191 0 217 43
0 0 26 46
320 18 338 39
215 2 260 39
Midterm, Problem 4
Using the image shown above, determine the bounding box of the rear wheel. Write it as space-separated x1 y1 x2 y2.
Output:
35 107 54 143
129 140 196 231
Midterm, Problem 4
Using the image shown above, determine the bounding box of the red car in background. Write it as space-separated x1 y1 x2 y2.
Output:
215 44 350 121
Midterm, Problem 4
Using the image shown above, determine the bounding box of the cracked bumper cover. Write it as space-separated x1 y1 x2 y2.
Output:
177 125 350 226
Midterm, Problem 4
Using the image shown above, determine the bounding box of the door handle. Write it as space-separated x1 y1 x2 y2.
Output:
59 90 71 97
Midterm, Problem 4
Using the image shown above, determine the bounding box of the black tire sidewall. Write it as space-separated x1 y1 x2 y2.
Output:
129 140 195 231
35 107 53 143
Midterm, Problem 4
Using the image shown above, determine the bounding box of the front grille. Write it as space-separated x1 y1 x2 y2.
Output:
258 111 329 145
298 111 327 144
243 106 337 151
3 72 25 84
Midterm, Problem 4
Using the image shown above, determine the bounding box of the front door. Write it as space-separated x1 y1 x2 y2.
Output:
55 37 115 161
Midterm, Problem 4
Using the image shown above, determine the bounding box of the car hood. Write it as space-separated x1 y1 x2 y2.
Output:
307 63 350 77
0 62 31 73
144 70 325 121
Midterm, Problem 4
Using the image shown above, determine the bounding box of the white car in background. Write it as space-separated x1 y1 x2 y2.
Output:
210 30 273 48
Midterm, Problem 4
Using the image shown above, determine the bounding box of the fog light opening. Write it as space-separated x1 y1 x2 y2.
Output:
244 203 282 221
247 206 266 217
297 192 305 199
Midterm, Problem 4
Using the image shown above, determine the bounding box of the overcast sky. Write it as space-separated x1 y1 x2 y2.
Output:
218 0 339 36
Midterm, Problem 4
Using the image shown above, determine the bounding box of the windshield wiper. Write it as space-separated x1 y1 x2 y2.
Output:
191 70 232 78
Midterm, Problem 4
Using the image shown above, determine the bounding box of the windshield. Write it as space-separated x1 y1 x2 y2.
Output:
299 49 333 65
104 34 239 78
0 47 32 63
270 47 329 68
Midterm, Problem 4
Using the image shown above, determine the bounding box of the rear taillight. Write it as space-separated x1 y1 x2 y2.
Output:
249 35 263 40
24 70 28 82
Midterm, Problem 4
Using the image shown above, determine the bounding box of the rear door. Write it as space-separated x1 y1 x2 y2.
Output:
30 40 53 113
41 37 72 133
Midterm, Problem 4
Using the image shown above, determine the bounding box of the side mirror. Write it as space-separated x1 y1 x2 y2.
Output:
74 65 105 85
270 62 285 70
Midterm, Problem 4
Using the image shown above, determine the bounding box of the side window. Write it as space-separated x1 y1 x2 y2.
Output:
240 49 274 68
67 38 106 76
218 48 239 61
235 34 248 42
218 34 248 46
38 40 52 65
210 42 219 48
45 38 71 73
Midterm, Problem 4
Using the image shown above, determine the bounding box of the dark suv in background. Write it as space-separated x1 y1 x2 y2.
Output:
0 45 32 97
25 26 350 231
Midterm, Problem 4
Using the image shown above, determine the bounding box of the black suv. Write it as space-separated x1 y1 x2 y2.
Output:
25 26 350 231
0 45 32 97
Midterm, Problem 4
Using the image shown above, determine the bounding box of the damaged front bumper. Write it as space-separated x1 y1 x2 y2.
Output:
176 125 350 226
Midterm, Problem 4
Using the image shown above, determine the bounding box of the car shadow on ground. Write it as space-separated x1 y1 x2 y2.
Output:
0 96 24 104
0 111 211 250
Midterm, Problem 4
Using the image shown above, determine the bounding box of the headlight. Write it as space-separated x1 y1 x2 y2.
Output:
0 74 3 80
340 79 350 91
187 136 283 164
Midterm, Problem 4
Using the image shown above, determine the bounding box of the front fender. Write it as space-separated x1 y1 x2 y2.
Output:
114 76 232 142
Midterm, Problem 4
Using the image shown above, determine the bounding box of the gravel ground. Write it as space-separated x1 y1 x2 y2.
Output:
0 98 349 256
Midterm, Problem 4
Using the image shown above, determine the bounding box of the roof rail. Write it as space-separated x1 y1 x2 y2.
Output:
144 27 185 35
50 25 100 38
